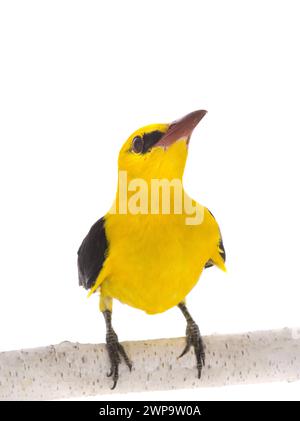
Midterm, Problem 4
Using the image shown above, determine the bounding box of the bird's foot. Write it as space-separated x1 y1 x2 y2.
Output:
178 319 205 378
106 327 132 389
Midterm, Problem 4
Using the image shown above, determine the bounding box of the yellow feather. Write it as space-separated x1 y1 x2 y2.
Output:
88 124 225 314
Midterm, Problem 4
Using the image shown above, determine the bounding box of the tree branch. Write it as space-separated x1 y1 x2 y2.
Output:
0 328 299 400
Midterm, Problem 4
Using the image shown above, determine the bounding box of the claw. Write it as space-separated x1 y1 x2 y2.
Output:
197 367 201 379
178 342 190 359
179 319 206 379
105 327 132 389
110 364 119 390
118 343 133 371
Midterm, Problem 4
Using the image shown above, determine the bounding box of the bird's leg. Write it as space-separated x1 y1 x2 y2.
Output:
102 310 132 389
178 302 205 378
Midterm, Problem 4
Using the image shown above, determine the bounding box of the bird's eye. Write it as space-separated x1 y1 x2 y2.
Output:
132 136 144 154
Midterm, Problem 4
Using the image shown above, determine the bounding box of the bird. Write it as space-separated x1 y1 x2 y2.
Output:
77 110 226 389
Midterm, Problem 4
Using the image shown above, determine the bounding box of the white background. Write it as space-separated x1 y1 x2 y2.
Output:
0 0 299 400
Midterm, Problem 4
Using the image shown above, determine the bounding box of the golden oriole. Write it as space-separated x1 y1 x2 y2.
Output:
78 110 226 389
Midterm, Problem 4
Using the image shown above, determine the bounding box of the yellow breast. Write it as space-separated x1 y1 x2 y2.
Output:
99 206 220 314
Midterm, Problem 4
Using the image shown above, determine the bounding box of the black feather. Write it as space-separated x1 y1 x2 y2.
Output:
142 130 164 153
204 237 226 269
205 209 226 269
77 217 108 290
204 259 214 269
219 237 226 263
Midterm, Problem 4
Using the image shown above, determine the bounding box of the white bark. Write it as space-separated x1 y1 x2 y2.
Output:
0 327 299 400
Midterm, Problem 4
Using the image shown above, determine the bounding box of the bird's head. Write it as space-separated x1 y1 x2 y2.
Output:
118 110 207 182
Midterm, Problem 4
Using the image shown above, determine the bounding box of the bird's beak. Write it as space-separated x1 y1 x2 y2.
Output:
155 110 207 149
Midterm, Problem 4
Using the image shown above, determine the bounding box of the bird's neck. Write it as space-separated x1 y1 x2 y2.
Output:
112 172 186 216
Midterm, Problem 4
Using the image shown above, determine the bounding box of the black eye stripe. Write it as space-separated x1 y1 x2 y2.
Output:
130 130 165 154
142 131 164 153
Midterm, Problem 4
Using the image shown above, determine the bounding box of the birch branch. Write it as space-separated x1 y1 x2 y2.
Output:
0 327 299 400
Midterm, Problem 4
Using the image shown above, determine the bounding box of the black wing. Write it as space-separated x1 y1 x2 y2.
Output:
205 237 226 269
205 208 226 269
77 217 108 290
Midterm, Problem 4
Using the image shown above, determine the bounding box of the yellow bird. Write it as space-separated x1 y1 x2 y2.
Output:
77 110 226 389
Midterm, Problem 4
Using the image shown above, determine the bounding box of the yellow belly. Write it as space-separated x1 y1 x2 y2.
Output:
99 209 219 314
101 243 205 314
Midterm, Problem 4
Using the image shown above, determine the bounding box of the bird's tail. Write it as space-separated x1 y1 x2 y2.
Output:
211 249 227 272
87 263 110 297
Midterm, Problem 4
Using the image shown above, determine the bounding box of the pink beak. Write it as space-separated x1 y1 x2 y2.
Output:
155 110 207 149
